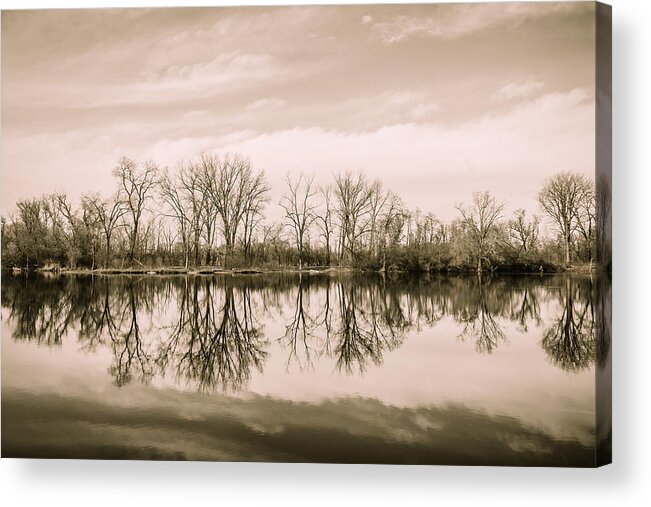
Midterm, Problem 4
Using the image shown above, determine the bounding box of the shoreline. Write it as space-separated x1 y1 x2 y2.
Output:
32 266 359 276
4 264 605 277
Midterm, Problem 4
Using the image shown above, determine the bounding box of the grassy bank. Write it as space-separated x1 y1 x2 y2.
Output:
32 265 358 276
6 262 602 277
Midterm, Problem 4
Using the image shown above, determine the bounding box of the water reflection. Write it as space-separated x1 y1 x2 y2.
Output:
158 282 267 392
108 281 155 386
0 387 595 465
332 281 405 374
540 277 595 373
594 274 612 369
456 279 507 354
1 272 604 391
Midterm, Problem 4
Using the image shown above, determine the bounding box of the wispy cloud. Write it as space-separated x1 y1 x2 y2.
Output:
128 52 279 102
246 97 287 111
492 80 546 102
215 88 594 221
365 3 587 44
410 102 441 120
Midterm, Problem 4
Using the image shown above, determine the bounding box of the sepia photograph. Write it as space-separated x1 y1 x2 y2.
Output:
1 1 611 466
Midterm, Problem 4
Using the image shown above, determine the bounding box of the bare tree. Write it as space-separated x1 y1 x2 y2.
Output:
240 170 270 263
378 192 407 271
455 191 504 273
196 159 219 265
421 212 443 245
595 174 612 268
139 216 157 260
537 171 593 265
405 208 420 247
85 193 126 268
40 194 65 245
13 198 46 268
280 173 318 270
574 185 596 263
366 180 389 257
44 192 80 267
316 185 336 266
508 209 540 257
201 153 268 267
155 217 177 263
334 171 374 263
80 196 103 270
159 160 217 268
261 223 287 266
179 161 205 266
159 166 192 269
113 157 158 265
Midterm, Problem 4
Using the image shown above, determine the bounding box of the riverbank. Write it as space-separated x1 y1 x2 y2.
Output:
36 265 360 276
8 263 604 277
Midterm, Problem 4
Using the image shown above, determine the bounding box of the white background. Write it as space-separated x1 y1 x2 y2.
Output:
0 0 649 505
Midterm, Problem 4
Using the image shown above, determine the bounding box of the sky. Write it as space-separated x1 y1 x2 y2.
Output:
1 2 596 222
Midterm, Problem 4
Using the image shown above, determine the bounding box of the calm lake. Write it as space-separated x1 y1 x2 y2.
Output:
1 272 611 466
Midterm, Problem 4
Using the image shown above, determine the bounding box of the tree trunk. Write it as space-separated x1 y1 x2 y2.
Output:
106 235 111 269
130 222 138 265
565 233 571 265
325 237 330 266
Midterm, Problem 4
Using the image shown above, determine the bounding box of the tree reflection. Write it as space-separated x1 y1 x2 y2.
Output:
279 274 320 370
508 286 541 333
107 280 154 387
276 276 408 373
158 279 268 391
2 275 76 346
541 277 595 372
594 274 611 368
331 280 405 374
455 278 506 354
1 271 605 391
77 278 125 352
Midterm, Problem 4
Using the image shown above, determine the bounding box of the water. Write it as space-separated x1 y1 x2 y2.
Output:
1 272 610 465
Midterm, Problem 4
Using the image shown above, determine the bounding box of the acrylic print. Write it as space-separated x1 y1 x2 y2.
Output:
1 2 612 466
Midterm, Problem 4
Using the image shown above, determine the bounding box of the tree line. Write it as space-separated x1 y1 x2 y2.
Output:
0 153 612 273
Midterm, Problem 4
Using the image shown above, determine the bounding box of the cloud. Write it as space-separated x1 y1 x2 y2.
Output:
493 80 545 102
410 102 441 120
2 5 596 220
2 87 593 224
367 3 589 44
149 52 273 82
2 387 595 465
214 88 594 221
308 89 441 129
5 51 283 111
182 109 211 121
123 52 280 105
246 97 287 111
